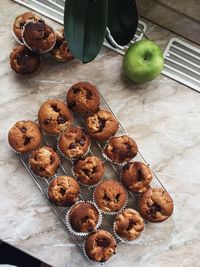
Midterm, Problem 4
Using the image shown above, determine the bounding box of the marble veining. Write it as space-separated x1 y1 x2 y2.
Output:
1 0 200 266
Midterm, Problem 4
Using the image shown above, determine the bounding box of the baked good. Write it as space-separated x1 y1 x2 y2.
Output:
22 20 56 53
58 126 90 159
66 82 100 114
104 135 138 164
8 120 42 153
69 202 99 233
51 29 74 61
48 176 80 206
114 208 144 241
74 156 104 186
29 146 60 178
13 12 41 43
121 161 152 193
38 99 73 135
138 188 174 222
94 179 127 213
85 109 119 141
10 45 41 75
85 230 117 262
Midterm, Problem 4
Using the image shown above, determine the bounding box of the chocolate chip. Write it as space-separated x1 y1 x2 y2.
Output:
57 115 66 124
127 220 136 231
150 203 161 214
68 101 76 109
103 193 110 201
114 193 120 203
50 155 55 165
125 143 132 150
19 22 24 29
24 137 31 145
69 142 77 149
20 127 27 133
60 187 66 196
98 119 106 132
81 216 89 223
79 138 85 146
16 53 29 65
96 238 110 248
86 90 92 100
51 104 60 113
137 169 143 181
73 88 80 94
43 118 51 125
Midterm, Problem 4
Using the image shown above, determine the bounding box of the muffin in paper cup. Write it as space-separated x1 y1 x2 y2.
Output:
113 208 145 245
93 179 128 216
102 134 138 166
65 201 102 237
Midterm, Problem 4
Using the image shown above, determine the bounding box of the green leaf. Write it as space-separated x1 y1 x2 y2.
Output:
107 0 138 46
64 0 107 63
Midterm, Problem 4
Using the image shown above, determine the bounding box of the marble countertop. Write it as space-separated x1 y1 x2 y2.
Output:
1 0 200 266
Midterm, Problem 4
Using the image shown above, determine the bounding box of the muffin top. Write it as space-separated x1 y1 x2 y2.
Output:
29 146 60 178
114 208 144 241
74 156 104 186
38 99 73 135
48 176 80 207
58 126 90 159
85 230 117 262
94 179 127 213
13 12 41 43
51 29 74 61
139 188 174 222
22 20 56 53
69 202 99 232
86 109 119 141
121 161 153 193
66 82 100 114
104 135 138 164
10 45 41 75
8 120 42 153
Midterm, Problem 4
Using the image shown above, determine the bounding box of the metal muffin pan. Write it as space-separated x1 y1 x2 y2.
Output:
15 92 171 264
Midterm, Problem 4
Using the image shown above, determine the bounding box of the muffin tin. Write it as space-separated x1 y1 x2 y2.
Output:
14 92 172 264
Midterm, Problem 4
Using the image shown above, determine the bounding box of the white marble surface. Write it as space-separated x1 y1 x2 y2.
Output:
1 0 200 266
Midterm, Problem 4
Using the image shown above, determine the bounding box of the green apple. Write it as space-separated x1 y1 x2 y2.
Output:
123 39 164 83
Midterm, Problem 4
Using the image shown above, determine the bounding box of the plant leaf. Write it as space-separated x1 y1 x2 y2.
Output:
107 0 138 46
64 0 107 63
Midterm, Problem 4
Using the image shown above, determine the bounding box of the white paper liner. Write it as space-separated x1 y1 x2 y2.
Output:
93 179 128 216
113 210 145 245
12 27 24 45
65 200 102 237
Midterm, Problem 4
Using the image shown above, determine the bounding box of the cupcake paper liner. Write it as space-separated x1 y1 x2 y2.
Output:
93 179 128 216
12 27 24 45
65 200 102 237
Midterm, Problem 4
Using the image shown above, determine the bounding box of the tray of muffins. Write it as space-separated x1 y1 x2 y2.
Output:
7 81 174 264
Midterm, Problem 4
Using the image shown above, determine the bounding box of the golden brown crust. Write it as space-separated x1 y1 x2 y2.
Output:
51 29 74 61
86 109 119 141
38 99 73 135
48 176 80 206
94 179 127 212
58 126 90 159
66 82 100 114
85 230 117 262
139 188 174 222
13 12 41 43
8 120 42 153
10 45 41 75
22 21 56 53
74 156 104 186
114 208 144 241
29 146 60 178
121 161 152 193
69 202 99 232
104 135 138 164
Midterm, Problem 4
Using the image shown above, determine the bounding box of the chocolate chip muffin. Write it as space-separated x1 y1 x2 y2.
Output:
22 20 56 53
69 202 100 233
85 109 119 141
94 179 127 213
29 146 60 178
48 176 80 206
104 135 138 164
121 161 152 193
13 12 41 43
51 29 74 62
74 156 104 186
114 209 144 241
85 230 117 262
66 82 100 114
138 188 174 222
8 120 42 153
10 45 42 76
58 126 90 159
38 99 73 135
